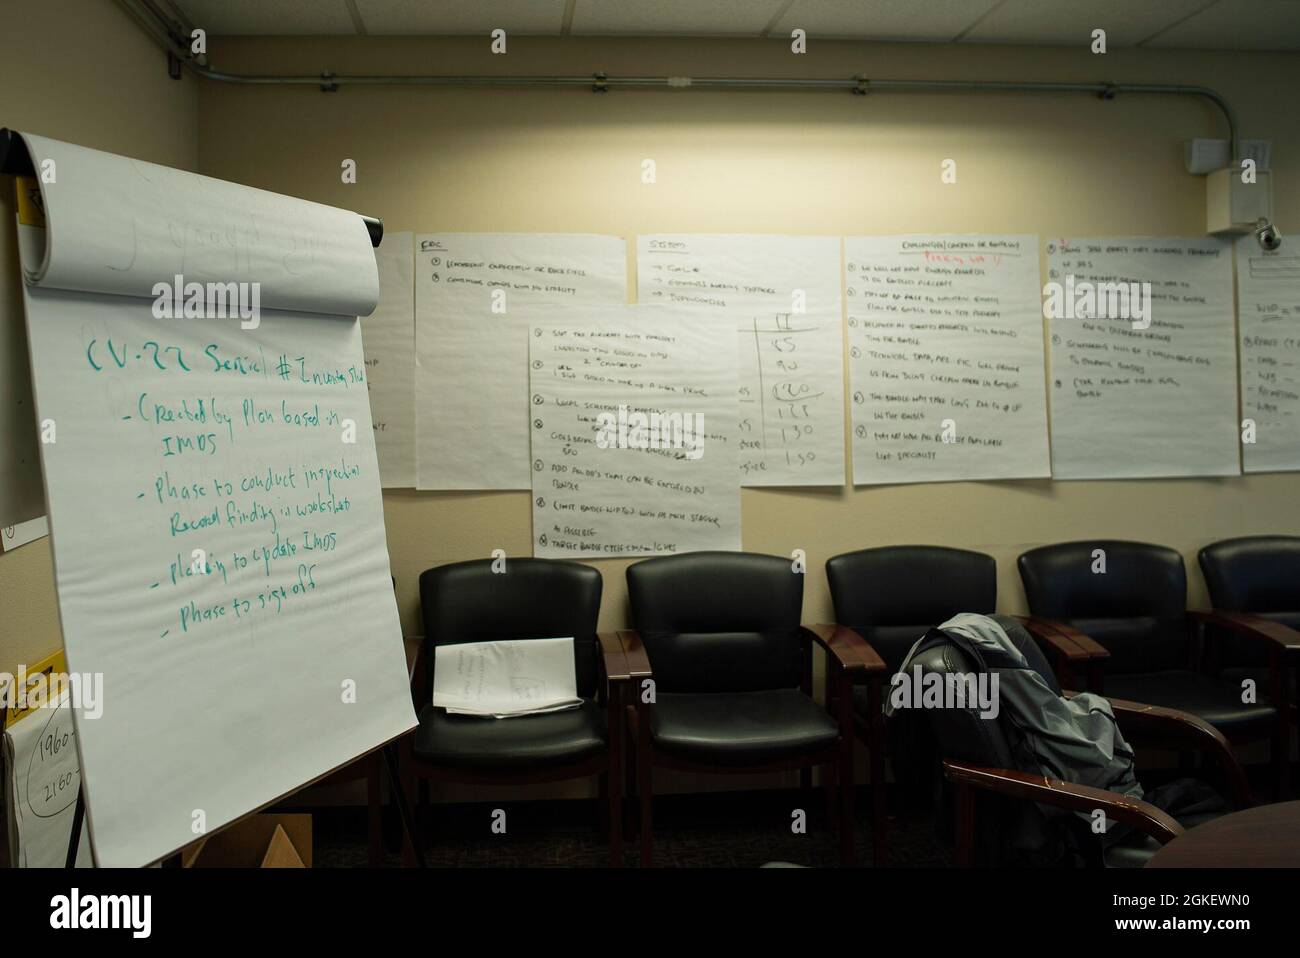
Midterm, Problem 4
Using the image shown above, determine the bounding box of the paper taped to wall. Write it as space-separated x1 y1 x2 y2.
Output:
1045 236 1239 479
12 133 416 866
528 305 739 558
637 234 845 486
1235 234 1300 473
362 231 416 486
846 235 1051 484
414 233 627 490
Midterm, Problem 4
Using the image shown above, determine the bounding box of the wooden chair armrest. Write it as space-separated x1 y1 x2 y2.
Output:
943 759 1184 845
596 631 631 684
1015 615 1109 661
802 624 885 673
1191 609 1300 654
1063 690 1255 809
615 629 652 679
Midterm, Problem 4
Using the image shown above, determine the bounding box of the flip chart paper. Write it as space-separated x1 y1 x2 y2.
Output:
1236 235 1300 473
432 637 579 718
1045 236 1239 479
14 133 415 866
845 235 1051 485
3 694 92 867
637 234 845 486
414 233 627 490
362 231 415 486
528 305 740 559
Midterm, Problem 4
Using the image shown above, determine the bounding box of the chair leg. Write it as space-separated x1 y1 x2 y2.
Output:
367 752 384 868
953 780 975 867
401 743 421 868
638 738 653 867
1273 720 1290 800
868 679 888 867
608 763 623 867
838 753 856 867
824 761 839 827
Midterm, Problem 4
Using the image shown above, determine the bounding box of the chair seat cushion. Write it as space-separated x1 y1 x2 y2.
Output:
649 689 838 766
1219 666 1297 701
414 700 607 770
1104 670 1276 732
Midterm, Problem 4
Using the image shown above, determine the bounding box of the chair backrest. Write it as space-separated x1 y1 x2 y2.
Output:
419 558 602 699
626 551 803 694
906 617 1062 770
1018 540 1188 675
1199 535 1300 626
826 545 996 675
1199 535 1300 666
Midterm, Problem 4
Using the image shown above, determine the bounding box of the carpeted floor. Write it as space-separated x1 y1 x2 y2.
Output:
305 787 953 868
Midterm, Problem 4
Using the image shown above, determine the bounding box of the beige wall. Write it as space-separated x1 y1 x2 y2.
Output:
0 0 198 676
196 36 1298 647
1 23 1296 798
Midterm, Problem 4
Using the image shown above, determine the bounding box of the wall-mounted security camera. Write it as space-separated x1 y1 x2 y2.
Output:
1255 218 1282 251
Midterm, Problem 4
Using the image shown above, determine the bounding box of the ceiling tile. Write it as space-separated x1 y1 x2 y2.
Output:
1143 0 1300 50
773 0 1001 41
174 0 359 36
570 0 787 36
353 0 568 35
961 0 1213 47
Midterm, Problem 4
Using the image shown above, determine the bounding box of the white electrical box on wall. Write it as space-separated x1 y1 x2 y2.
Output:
1207 167 1273 234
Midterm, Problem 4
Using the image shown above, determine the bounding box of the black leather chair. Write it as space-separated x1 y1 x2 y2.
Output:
912 616 1253 867
825 545 997 862
404 558 629 865
1199 535 1300 790
1018 540 1288 795
620 552 877 866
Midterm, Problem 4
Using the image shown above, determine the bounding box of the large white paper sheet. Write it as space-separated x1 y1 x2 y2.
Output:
1236 235 1300 473
14 133 415 866
1 514 48 552
362 231 415 486
528 305 739 559
414 233 627 490
845 235 1051 484
1046 236 1239 479
637 234 845 486
4 694 93 867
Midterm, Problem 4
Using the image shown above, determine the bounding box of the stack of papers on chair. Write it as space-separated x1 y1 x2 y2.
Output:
433 637 581 719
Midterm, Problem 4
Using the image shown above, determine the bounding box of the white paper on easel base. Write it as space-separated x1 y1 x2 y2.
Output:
4 693 93 867
1045 236 1240 479
362 231 416 486
432 637 580 718
12 133 416 867
1236 235 1300 473
414 233 627 490
528 304 741 558
637 234 846 486
1 514 48 551
845 235 1051 485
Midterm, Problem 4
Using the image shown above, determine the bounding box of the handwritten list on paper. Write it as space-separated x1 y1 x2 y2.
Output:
1046 237 1239 479
528 306 739 559
414 233 627 490
361 231 415 487
1236 236 1300 473
845 235 1051 485
637 234 844 486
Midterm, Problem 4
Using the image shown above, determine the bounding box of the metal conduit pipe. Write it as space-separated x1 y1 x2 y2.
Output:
114 0 1241 160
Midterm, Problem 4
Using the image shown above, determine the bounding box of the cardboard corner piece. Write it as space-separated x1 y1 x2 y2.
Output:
181 813 312 868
